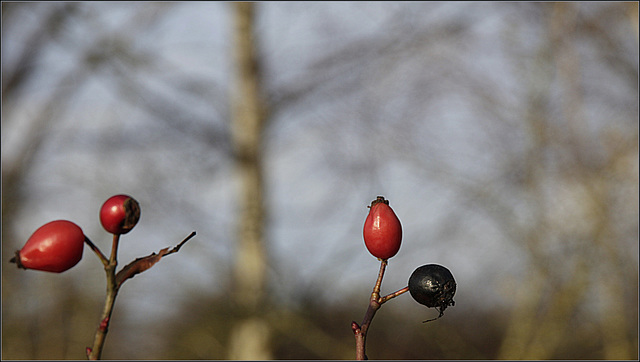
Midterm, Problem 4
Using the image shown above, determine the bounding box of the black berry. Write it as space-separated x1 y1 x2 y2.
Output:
408 264 456 322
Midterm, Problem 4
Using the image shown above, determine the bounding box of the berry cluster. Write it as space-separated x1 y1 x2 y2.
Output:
10 193 452 360
11 194 141 273
354 196 457 359
9 194 194 360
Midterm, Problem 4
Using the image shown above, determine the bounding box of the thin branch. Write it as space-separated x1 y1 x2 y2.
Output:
353 259 389 360
162 231 197 257
114 231 196 288
87 231 195 360
88 233 120 360
378 286 409 304
84 236 108 267
109 234 120 266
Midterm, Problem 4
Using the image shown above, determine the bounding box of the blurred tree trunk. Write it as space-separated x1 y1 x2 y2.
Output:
498 3 637 359
227 2 272 359
1 5 86 358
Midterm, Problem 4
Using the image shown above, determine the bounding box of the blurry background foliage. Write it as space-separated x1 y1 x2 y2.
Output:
2 2 638 360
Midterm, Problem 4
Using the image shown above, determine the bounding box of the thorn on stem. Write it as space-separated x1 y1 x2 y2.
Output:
99 316 109 332
351 321 361 334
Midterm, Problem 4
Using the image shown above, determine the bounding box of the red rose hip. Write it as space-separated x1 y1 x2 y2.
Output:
11 220 85 273
99 194 141 235
363 196 402 260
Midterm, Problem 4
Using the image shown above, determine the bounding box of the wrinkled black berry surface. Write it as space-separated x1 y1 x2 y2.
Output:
408 264 456 321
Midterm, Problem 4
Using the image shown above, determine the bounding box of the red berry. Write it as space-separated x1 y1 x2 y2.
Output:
363 196 402 260
11 220 85 273
99 194 141 235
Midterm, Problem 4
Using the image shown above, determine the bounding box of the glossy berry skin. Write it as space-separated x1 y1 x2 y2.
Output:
12 220 85 273
99 194 140 235
409 264 456 321
363 196 402 260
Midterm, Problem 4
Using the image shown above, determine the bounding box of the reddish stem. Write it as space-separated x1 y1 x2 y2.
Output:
379 286 409 304
353 259 387 360
352 260 412 360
